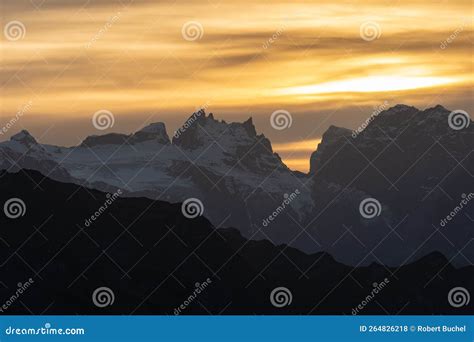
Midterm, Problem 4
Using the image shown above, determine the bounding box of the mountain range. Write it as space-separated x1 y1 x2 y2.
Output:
0 170 472 314
0 104 472 267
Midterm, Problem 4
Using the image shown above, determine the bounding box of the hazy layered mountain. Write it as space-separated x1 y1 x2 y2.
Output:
306 104 474 266
0 110 311 244
0 105 472 267
0 170 471 314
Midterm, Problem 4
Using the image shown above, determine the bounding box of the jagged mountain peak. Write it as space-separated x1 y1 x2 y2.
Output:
173 110 260 150
10 130 37 145
375 104 458 123
9 129 49 154
187 109 217 124
242 117 257 136
171 110 286 173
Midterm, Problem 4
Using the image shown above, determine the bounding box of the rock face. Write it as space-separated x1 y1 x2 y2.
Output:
81 133 129 147
309 125 352 175
0 111 304 252
173 111 285 173
0 105 472 268
80 123 170 147
0 170 471 315
304 104 474 266
10 130 38 147
309 104 473 196
131 122 170 144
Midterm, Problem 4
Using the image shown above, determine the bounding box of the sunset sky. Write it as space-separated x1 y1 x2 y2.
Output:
1 0 473 171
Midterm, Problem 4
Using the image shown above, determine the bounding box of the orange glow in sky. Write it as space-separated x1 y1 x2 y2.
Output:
1 0 472 171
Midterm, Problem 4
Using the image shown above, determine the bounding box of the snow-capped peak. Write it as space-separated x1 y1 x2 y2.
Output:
7 129 51 156
131 122 170 144
173 110 259 149
137 122 167 134
10 130 37 145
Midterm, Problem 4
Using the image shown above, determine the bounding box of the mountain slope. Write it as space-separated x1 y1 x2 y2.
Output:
0 111 311 247
305 105 474 266
0 170 471 314
0 105 472 267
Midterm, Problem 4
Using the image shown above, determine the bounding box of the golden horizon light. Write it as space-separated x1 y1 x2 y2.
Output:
1 0 472 172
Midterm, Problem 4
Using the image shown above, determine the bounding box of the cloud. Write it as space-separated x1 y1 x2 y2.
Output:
1 0 472 171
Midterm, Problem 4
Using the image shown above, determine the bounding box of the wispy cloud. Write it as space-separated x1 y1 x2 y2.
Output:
1 0 472 171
